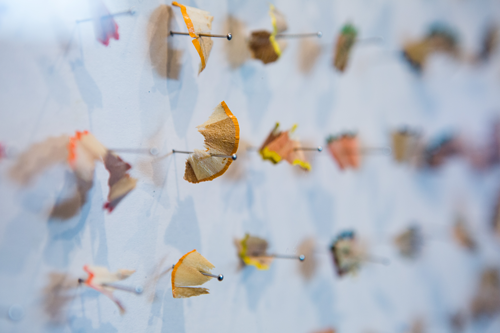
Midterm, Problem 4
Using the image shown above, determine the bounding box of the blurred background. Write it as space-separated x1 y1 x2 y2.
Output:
0 0 500 332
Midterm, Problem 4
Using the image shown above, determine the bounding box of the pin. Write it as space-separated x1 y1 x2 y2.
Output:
78 278 143 294
101 283 143 294
333 24 383 72
8 304 24 322
170 31 233 40
249 32 322 46
326 133 392 170
246 145 322 153
171 3 225 74
294 146 323 152
172 149 237 160
109 148 159 156
276 31 322 39
236 234 305 270
76 8 136 24
262 254 306 261
201 272 224 281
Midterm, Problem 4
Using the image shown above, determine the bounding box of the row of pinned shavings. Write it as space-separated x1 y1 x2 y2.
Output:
323 219 479 278
184 119 500 176
0 130 138 213
0 101 238 215
0 130 137 214
232 122 500 175
86 2 498 75
76 250 220 314
325 126 500 171
71 238 303 314
69 211 489 316
2 103 499 216
169 3 499 73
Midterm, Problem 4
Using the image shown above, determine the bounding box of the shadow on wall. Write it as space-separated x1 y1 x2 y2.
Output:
148 5 182 81
223 16 250 69
69 315 118 333
298 38 322 76
167 57 198 138
147 5 198 139
315 79 336 129
298 237 318 282
43 272 79 325
143 258 181 330
308 275 337 328
0 209 47 275
9 135 69 186
38 57 72 106
240 264 276 311
164 195 201 254
9 135 101 221
70 59 103 112
0 136 91 275
160 290 186 333
43 197 89 269
43 179 108 269
306 185 335 239
50 171 92 220
239 64 271 131
221 155 268 219
135 154 173 216
137 5 182 164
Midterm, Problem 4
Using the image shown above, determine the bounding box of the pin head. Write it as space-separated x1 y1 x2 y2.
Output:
317 31 323 38
231 154 237 161
299 255 306 261
78 278 85 284
8 305 24 322
135 286 144 294
129 7 137 16
217 274 224 281
150 148 159 156
227 33 232 40
317 146 323 152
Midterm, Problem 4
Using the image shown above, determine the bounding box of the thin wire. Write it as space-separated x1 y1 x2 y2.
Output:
76 10 135 24
276 32 321 39
109 148 152 154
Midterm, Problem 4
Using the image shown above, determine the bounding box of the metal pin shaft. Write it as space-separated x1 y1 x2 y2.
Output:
76 9 136 23
264 254 306 261
294 146 323 152
276 32 322 39
170 31 232 40
109 148 159 156
101 283 143 294
172 149 237 160
201 272 224 281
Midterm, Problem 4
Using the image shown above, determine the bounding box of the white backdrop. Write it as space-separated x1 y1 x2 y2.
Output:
1 0 500 332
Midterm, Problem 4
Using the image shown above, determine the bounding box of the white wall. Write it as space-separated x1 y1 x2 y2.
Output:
0 0 500 332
